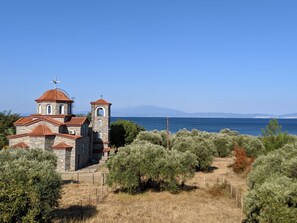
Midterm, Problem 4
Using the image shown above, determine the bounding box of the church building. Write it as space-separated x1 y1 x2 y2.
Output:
8 86 111 172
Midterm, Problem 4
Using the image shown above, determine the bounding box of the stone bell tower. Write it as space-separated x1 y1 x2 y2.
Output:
90 97 111 162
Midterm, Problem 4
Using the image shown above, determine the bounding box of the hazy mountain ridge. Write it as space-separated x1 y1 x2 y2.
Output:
111 105 297 118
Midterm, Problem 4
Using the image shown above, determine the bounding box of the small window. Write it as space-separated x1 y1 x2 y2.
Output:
59 105 65 114
98 132 103 139
68 104 72 114
96 107 105 117
46 105 52 115
98 120 102 126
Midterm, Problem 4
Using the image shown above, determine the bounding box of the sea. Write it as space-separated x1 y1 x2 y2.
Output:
111 117 297 136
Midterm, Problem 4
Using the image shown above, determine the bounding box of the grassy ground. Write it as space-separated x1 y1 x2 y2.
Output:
52 158 246 223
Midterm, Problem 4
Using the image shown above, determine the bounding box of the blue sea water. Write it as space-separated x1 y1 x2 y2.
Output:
111 117 297 136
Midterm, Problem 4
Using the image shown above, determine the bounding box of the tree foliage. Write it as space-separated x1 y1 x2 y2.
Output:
110 120 145 147
0 110 20 149
245 144 297 222
232 144 254 174
106 142 197 193
211 134 235 157
172 136 215 171
0 149 62 223
261 119 294 154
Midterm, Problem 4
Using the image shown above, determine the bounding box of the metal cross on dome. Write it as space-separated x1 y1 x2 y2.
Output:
50 78 60 89
101 94 103 99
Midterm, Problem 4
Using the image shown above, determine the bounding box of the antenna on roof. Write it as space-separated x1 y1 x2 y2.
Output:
50 77 60 89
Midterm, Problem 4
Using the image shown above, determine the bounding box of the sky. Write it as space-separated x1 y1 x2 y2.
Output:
0 0 297 115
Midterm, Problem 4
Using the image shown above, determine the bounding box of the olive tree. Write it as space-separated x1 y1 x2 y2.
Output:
106 142 197 193
244 144 297 222
172 136 215 171
0 149 62 223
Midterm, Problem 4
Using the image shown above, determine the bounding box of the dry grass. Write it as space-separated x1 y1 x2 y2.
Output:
52 158 246 223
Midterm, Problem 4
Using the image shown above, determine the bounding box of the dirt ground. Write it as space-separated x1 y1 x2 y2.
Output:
53 158 246 223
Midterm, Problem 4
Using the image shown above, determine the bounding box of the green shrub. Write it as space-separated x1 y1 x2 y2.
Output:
0 149 62 223
172 136 215 170
212 134 234 157
110 120 145 147
243 137 265 157
247 144 297 189
245 176 297 223
106 142 197 193
219 128 239 136
135 131 163 146
0 110 20 149
245 144 297 222
261 119 294 154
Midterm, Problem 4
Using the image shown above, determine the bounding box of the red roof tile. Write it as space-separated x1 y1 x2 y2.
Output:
52 142 72 150
15 116 64 127
56 133 81 139
30 125 55 136
66 117 89 126
7 133 29 139
90 98 111 105
41 117 64 126
14 117 34 126
35 89 73 103
11 142 29 149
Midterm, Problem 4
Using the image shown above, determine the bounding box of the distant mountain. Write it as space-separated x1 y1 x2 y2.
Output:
112 105 278 118
111 105 188 117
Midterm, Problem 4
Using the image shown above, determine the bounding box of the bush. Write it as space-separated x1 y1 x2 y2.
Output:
232 144 254 174
212 134 234 157
261 119 294 154
0 110 20 149
172 136 215 171
243 137 265 157
106 142 197 193
244 144 297 222
245 176 297 223
247 144 297 189
219 128 239 136
135 131 163 146
0 149 62 223
110 120 145 147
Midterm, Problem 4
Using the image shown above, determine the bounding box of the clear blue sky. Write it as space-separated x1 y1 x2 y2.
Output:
1 0 296 115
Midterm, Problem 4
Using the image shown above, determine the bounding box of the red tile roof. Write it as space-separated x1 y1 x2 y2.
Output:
56 133 81 139
52 142 72 150
66 117 89 126
11 142 29 149
35 89 73 103
29 125 55 136
7 133 29 139
41 117 64 126
15 116 64 127
90 98 111 105
14 117 34 126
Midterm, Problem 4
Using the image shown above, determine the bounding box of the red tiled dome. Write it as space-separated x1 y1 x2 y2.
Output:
30 125 54 136
90 98 111 105
35 89 73 103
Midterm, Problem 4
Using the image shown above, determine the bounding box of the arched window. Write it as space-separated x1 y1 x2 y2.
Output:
59 104 65 114
38 104 42 114
96 107 105 117
46 105 52 115
68 104 72 114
